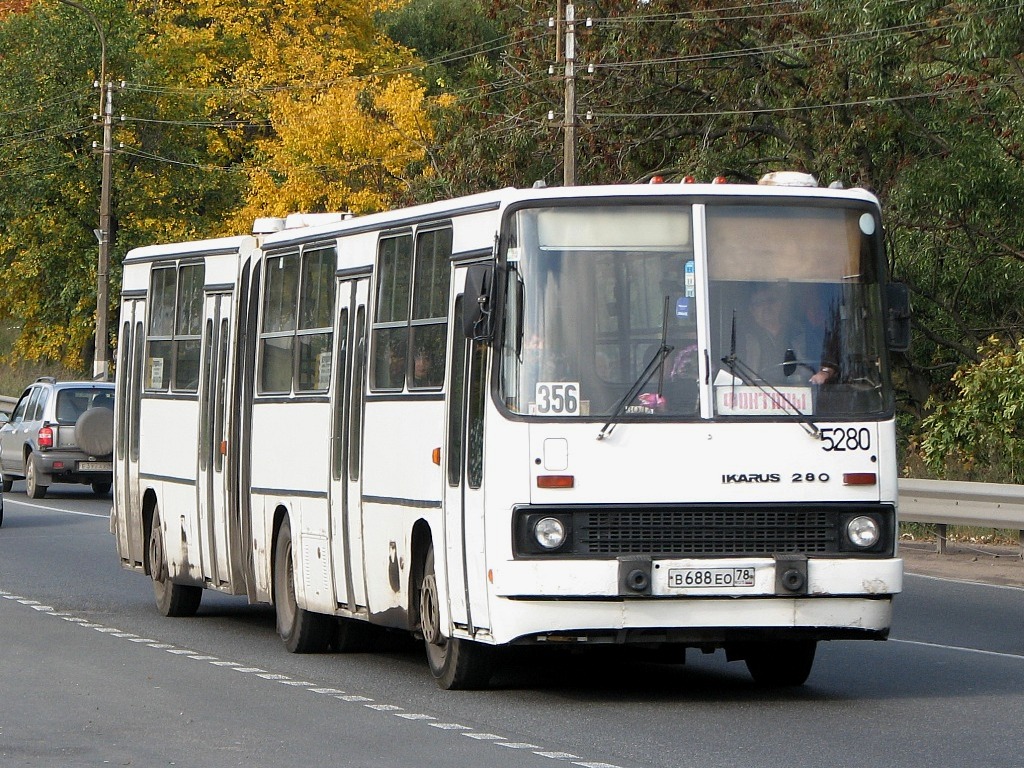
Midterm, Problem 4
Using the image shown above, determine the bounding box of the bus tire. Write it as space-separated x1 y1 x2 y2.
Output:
419 547 494 690
25 454 47 499
149 508 202 618
273 518 331 653
744 640 816 687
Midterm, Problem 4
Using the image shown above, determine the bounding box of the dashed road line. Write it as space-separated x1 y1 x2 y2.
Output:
1 594 627 768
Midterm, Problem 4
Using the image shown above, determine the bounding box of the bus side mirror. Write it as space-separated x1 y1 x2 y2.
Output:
885 283 911 353
462 264 494 341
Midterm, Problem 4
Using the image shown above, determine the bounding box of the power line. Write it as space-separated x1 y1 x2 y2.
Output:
589 79 1010 120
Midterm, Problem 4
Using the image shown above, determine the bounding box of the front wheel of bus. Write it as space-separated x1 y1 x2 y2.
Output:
744 640 816 686
149 508 202 618
419 547 494 690
273 518 331 653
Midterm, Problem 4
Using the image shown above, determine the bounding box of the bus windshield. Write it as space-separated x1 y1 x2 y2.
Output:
499 200 891 420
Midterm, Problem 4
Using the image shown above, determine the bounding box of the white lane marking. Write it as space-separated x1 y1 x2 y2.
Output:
891 638 1024 661
904 571 1024 592
5 498 109 519
4 596 625 768
536 753 580 760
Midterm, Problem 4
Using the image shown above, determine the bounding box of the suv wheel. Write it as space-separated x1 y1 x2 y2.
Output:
25 454 48 499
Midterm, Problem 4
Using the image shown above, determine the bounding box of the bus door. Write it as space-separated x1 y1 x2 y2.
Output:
196 292 233 587
442 287 491 634
115 300 146 567
329 276 370 611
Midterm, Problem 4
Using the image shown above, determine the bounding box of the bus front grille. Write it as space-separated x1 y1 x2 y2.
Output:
513 504 896 558
577 508 835 556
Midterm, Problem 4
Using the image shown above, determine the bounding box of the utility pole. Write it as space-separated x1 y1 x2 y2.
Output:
563 2 577 186
94 80 113 381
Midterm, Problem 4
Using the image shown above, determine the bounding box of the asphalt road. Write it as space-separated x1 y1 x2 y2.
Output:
1 485 1023 768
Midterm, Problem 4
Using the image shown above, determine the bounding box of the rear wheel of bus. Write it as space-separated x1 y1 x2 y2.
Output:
273 517 332 653
418 546 494 690
148 506 202 617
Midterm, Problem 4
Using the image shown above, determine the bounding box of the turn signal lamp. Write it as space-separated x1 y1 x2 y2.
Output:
537 475 574 489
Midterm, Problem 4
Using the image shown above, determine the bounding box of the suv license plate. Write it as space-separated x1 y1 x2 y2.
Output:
78 461 112 472
667 567 756 589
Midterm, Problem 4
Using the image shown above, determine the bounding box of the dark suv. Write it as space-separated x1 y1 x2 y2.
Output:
0 378 115 499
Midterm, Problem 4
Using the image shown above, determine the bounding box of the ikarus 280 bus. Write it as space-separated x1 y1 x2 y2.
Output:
112 173 911 689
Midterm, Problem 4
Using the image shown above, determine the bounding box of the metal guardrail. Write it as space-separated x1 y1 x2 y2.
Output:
899 478 1024 556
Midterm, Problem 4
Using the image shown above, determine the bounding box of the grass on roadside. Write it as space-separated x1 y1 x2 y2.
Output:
900 522 1021 546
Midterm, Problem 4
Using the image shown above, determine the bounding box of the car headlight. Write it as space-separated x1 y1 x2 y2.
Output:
846 515 880 548
533 517 567 550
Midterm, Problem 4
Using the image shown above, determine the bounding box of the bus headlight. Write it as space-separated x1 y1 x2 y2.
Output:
534 517 567 550
846 515 880 549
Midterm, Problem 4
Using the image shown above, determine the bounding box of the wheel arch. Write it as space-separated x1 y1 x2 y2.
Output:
141 488 159 576
408 517 435 632
269 503 290 604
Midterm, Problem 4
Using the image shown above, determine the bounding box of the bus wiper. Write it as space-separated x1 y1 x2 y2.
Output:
720 350 821 439
598 297 673 441
720 312 820 439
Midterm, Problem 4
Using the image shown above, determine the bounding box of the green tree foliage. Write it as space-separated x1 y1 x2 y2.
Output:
919 337 1024 482
0 0 136 367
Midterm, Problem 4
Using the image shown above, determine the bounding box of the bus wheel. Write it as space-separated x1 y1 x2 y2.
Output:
744 640 816 686
149 508 202 618
273 518 331 653
419 547 493 690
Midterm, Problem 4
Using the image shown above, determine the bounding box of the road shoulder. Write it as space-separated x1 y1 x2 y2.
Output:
900 540 1024 588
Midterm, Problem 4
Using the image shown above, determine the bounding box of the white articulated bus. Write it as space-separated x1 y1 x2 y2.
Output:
112 176 911 689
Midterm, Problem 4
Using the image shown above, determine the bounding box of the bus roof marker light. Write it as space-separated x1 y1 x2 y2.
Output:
758 171 818 187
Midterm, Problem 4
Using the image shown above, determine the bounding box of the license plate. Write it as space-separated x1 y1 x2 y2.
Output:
667 567 756 589
78 461 112 472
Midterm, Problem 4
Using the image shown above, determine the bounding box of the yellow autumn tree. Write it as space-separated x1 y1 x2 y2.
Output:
139 0 440 230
